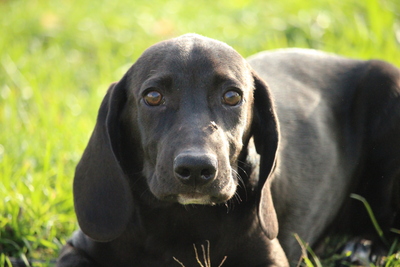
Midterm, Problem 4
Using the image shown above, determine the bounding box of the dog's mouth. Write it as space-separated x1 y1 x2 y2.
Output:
176 193 217 205
160 192 229 205
149 167 238 205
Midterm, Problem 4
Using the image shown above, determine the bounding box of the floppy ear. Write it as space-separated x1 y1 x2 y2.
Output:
251 71 280 240
73 76 133 242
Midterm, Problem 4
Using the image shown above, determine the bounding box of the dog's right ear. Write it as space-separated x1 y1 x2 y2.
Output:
73 76 133 242
251 70 280 240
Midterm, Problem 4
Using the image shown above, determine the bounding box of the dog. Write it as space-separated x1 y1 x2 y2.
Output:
57 34 400 266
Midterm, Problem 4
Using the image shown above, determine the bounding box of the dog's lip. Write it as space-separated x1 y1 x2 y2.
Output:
158 186 235 205
176 193 216 205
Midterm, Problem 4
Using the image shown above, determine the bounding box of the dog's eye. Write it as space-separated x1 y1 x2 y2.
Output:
144 90 164 106
222 90 242 106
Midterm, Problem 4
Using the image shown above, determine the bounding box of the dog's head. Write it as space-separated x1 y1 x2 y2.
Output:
73 34 279 242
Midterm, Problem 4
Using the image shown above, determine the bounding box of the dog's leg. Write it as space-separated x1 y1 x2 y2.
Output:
56 242 97 267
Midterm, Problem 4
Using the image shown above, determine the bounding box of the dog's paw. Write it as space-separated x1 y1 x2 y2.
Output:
335 239 386 267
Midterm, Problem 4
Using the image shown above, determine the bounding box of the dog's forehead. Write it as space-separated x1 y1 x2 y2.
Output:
130 34 251 84
169 34 243 63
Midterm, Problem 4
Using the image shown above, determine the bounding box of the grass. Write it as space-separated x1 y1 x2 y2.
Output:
173 241 227 267
0 0 399 266
295 195 400 267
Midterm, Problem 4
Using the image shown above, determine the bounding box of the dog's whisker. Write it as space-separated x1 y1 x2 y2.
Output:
237 159 251 167
139 187 150 199
231 167 247 201
234 191 242 203
236 162 249 179
130 173 145 187
231 166 246 184
223 201 233 213
224 202 229 213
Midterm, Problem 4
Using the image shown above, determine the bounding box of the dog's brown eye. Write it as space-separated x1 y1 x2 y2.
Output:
144 90 164 106
222 90 242 106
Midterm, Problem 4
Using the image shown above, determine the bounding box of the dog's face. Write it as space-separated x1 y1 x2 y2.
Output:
126 35 255 205
74 34 279 241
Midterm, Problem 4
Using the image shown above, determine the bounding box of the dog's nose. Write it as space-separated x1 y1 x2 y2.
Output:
174 152 218 186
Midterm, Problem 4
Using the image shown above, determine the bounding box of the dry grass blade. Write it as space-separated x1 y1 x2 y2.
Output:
173 256 186 267
193 243 205 267
295 233 310 267
217 256 228 267
201 244 207 267
294 233 322 267
173 241 227 267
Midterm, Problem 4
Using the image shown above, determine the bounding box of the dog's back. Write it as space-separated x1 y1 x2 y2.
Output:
248 49 400 261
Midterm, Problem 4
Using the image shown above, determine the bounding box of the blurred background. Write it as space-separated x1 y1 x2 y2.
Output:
1 0 399 265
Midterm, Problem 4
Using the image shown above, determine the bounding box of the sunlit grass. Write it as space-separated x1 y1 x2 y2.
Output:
1 0 399 266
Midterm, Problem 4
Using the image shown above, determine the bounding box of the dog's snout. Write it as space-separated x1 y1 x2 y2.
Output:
174 152 218 186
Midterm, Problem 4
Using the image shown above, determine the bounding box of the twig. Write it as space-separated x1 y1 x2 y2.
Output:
217 256 227 267
193 243 205 267
173 240 227 267
294 233 322 267
173 257 186 267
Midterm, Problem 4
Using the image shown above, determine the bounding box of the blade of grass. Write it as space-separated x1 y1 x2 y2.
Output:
294 233 322 267
350 193 389 246
388 238 398 257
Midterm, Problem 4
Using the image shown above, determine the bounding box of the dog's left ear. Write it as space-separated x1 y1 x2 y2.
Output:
251 70 280 240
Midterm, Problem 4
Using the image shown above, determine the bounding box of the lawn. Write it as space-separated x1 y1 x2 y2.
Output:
0 0 399 266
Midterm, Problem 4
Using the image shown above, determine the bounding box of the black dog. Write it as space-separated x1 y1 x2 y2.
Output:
57 34 400 266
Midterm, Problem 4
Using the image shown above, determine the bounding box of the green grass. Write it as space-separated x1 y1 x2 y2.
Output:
1 0 399 266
